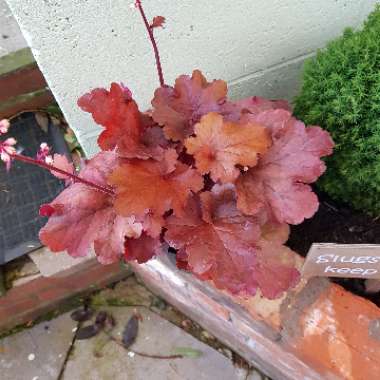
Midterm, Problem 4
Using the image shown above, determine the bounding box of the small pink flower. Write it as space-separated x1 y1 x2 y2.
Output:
0 137 17 171
37 142 53 163
0 119 10 135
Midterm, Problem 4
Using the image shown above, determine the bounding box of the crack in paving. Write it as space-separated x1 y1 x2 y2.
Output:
56 322 79 380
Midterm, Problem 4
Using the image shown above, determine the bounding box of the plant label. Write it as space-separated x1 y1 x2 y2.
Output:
302 243 380 279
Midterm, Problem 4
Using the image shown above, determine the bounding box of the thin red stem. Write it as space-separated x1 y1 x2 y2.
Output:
12 153 115 196
135 0 165 87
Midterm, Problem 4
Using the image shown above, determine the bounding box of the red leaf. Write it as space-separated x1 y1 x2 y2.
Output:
39 151 143 264
236 110 334 224
185 113 271 183
78 83 167 159
152 70 236 142
165 185 298 298
108 150 203 222
235 96 290 115
124 233 161 263
150 16 165 29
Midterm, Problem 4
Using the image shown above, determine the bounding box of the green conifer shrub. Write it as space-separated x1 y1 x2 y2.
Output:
294 5 380 214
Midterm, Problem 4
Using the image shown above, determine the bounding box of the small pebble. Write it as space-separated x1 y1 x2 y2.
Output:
28 353 35 361
32 377 39 380
72 327 78 333
127 352 135 358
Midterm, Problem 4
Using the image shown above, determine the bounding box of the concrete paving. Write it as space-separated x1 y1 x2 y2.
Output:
0 276 268 380
63 307 250 380
0 312 76 380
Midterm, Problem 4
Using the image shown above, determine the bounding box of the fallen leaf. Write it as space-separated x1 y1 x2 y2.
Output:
122 315 139 348
76 325 101 340
171 347 202 358
95 311 108 327
70 307 94 322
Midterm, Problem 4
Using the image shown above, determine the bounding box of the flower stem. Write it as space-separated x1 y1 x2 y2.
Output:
11 153 115 196
135 0 165 87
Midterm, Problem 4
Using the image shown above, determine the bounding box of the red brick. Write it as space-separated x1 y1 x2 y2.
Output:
0 90 54 119
37 286 73 303
0 259 128 333
0 64 47 103
1 296 39 317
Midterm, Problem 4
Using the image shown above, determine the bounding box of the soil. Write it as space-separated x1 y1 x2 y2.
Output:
288 189 380 306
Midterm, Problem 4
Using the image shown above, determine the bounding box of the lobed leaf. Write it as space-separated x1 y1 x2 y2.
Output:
78 83 168 160
152 70 237 142
237 110 334 224
185 112 271 183
165 185 299 298
108 150 203 225
39 151 143 264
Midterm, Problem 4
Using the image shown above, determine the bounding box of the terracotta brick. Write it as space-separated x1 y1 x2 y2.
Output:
293 283 380 379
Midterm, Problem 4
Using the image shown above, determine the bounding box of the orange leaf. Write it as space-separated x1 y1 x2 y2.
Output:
185 113 271 183
108 150 203 220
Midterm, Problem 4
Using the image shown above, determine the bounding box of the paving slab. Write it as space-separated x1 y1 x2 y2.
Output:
29 246 95 277
0 312 77 380
63 307 250 380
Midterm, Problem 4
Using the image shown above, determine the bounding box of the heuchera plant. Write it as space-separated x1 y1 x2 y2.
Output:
0 1 334 299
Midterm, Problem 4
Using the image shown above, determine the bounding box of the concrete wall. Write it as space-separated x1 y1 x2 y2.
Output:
5 0 379 156
0 0 27 57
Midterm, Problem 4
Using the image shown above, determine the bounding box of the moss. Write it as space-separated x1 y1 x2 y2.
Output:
294 5 380 215
0 48 35 76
